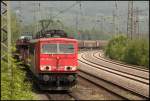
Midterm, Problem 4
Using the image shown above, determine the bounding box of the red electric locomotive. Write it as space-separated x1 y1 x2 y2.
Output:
26 30 78 90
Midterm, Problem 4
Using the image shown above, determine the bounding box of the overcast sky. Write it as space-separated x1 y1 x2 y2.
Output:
10 1 149 33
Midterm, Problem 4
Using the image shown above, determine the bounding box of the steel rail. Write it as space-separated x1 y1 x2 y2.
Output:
78 52 149 99
96 51 149 72
78 69 148 100
78 60 149 100
91 51 149 80
81 53 149 85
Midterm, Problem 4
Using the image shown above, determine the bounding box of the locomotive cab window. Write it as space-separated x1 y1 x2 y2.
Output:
41 43 74 54
41 44 57 54
59 44 74 54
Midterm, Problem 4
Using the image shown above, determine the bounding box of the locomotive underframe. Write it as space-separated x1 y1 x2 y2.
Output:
35 73 77 90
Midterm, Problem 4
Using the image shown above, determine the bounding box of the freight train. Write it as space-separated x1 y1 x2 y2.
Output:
78 40 108 49
15 30 78 90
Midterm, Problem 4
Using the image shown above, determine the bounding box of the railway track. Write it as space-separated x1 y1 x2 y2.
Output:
94 50 149 72
93 51 149 80
78 70 143 100
45 91 80 100
78 51 149 100
82 51 149 84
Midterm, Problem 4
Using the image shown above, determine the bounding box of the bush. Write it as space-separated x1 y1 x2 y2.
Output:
105 35 149 68
105 35 128 61
123 39 149 67
1 51 36 100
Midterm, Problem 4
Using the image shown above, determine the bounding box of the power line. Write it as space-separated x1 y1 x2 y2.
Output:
53 2 79 18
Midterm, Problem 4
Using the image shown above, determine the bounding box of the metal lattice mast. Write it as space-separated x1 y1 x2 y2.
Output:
115 1 119 35
75 12 78 34
112 1 119 36
79 1 82 30
37 1 41 32
18 1 22 37
1 1 8 60
112 9 116 35
79 1 82 39
1 1 11 60
127 1 134 39
1 1 13 98
136 7 140 39
133 7 139 39
99 16 104 35
33 2 36 34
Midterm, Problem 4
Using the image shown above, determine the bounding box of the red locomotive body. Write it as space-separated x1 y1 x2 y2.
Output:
28 38 78 90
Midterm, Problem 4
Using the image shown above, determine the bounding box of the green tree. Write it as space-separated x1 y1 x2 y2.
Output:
105 35 128 60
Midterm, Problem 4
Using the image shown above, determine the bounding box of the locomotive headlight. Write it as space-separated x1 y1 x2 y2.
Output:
65 66 76 71
40 66 51 71
40 66 45 71
71 66 77 71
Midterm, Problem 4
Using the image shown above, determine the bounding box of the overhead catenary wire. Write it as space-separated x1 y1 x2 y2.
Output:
12 1 148 38
34 2 80 32
53 2 80 19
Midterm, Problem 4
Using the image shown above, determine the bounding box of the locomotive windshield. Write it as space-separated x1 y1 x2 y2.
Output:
41 44 57 54
59 44 74 53
41 43 74 54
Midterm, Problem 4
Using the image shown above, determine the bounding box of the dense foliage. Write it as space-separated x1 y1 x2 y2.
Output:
105 35 149 68
1 51 36 100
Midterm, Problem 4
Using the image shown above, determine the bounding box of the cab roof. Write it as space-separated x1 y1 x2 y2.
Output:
30 38 78 43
